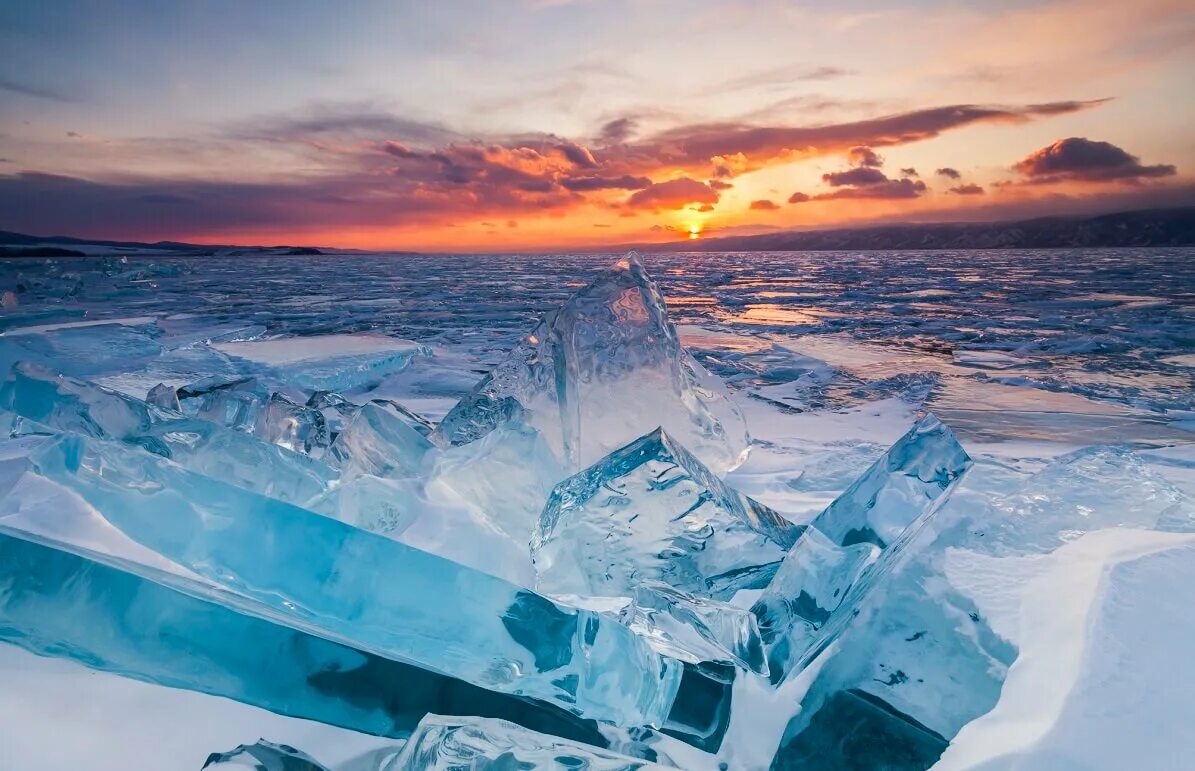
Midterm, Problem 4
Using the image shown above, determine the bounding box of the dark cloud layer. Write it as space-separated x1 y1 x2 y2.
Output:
0 99 1112 239
847 146 883 168
1013 137 1176 183
949 183 985 195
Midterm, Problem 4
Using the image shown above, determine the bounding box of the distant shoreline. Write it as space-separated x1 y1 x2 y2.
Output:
2 206 1193 256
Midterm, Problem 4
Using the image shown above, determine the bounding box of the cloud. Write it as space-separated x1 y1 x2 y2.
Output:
788 191 811 204
0 75 74 102
823 167 889 187
847 146 883 168
749 199 780 210
948 183 985 195
560 174 651 191
626 177 719 210
900 167 919 177
935 167 962 179
1012 137 1177 182
633 100 1105 176
598 117 636 144
0 97 1112 242
814 178 927 200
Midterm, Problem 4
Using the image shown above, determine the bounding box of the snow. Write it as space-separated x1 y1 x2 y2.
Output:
935 530 1195 770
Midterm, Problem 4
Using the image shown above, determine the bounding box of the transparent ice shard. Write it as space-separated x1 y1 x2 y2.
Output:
0 531 603 747
0 362 170 455
435 254 749 474
770 689 947 771
13 433 688 727
254 393 330 456
180 375 268 432
146 382 182 411
305 474 421 535
751 528 880 683
533 427 800 603
203 740 330 770
392 714 668 770
810 414 973 549
307 390 358 436
752 415 972 682
326 401 433 479
619 583 767 674
146 418 335 504
429 420 563 544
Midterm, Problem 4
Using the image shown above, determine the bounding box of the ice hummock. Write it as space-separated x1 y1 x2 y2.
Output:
325 400 432 479
434 254 750 475
5 432 692 727
532 426 799 603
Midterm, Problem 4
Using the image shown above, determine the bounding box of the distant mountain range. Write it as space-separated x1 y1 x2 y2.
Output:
647 207 1195 252
0 231 328 258
2 207 1193 256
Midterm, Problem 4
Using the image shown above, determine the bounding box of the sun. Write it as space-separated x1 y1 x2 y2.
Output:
687 224 702 239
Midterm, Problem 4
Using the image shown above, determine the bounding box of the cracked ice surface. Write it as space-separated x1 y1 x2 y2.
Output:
0 248 1193 770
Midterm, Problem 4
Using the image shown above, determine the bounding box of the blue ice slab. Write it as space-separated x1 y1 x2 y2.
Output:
753 415 972 682
0 321 163 377
326 401 432 479
621 583 768 674
215 336 431 393
305 474 422 534
0 532 605 746
533 427 800 603
393 714 668 770
12 433 687 727
0 362 171 454
434 254 749 475
810 414 974 549
429 419 563 544
146 418 336 504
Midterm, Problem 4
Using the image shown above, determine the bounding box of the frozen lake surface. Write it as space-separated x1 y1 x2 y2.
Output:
0 249 1192 770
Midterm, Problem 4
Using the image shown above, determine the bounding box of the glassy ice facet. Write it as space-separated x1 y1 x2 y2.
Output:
202 740 330 770
753 415 971 681
429 420 563 544
147 418 335 504
620 583 768 674
146 382 182 411
392 714 668 770
305 474 421 534
181 376 268 432
0 531 602 745
435 254 749 474
14 433 686 727
0 362 169 454
533 427 800 603
810 414 973 549
326 401 432 479
254 393 330 455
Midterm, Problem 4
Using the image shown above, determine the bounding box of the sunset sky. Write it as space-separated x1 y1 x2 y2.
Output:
1 0 1192 251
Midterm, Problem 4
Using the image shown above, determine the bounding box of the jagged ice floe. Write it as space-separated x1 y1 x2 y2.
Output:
0 249 1192 770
